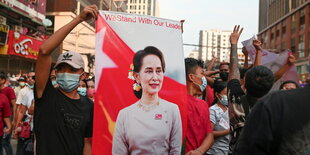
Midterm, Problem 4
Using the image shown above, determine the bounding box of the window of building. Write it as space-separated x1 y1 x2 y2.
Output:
282 20 286 40
291 38 296 52
276 44 280 51
147 0 152 15
292 0 297 9
298 35 305 58
276 25 280 43
297 65 307 74
300 8 305 30
281 41 285 50
292 14 296 34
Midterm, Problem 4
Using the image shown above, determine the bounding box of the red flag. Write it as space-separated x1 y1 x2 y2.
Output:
93 13 187 154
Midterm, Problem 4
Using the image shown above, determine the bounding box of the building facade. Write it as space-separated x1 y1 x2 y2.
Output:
258 0 310 82
127 0 159 16
0 0 47 75
198 29 232 63
189 48 199 59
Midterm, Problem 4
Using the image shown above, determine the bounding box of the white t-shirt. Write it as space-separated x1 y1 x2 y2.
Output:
16 86 32 105
16 86 34 130
14 86 22 97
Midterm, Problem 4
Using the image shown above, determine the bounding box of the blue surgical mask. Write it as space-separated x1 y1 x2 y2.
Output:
77 87 87 96
194 75 207 92
52 80 58 86
56 73 81 92
26 83 34 89
220 95 228 106
19 82 25 87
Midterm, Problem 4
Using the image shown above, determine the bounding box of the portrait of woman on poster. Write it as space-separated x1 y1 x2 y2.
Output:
112 46 182 155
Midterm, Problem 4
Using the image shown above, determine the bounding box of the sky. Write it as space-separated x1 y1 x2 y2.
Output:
158 0 259 57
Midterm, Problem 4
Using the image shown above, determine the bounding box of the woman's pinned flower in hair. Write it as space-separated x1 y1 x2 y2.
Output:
128 64 135 80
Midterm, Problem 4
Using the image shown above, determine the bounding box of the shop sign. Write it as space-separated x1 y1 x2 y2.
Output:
0 24 9 45
7 30 43 59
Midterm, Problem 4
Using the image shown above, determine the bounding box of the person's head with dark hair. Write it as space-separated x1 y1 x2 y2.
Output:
213 81 228 106
85 78 95 100
17 76 27 88
279 80 299 90
132 46 165 99
77 80 87 96
26 71 35 89
245 66 274 98
50 69 58 88
185 58 207 97
219 62 230 81
0 72 7 87
219 62 230 72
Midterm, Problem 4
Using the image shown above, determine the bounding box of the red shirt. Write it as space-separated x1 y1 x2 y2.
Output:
0 93 12 136
205 85 214 107
1 87 16 102
186 95 213 152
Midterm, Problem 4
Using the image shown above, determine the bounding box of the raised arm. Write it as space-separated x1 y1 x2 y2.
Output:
203 70 219 86
35 5 98 98
229 25 243 81
274 55 295 82
206 52 217 71
253 39 262 67
242 47 249 69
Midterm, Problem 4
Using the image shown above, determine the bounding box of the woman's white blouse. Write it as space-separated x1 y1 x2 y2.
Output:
112 99 182 155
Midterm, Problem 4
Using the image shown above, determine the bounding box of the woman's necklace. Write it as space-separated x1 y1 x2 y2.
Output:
137 100 159 112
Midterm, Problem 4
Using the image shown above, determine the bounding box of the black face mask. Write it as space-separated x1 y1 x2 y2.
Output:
220 72 229 81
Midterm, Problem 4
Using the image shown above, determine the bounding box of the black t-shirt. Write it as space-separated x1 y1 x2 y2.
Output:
34 80 93 155
234 86 310 155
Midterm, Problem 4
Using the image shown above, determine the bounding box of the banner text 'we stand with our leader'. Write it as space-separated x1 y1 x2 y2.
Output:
104 14 182 30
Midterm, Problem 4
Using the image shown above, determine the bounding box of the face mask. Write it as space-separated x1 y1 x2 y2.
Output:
26 83 34 89
87 88 95 98
194 75 207 92
19 82 25 87
220 72 229 81
52 80 58 86
77 87 87 96
220 95 228 106
56 73 81 92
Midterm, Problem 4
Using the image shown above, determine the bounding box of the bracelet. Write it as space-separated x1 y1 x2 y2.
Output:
195 149 203 154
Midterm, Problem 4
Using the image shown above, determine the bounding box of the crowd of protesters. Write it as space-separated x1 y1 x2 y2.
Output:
0 4 310 155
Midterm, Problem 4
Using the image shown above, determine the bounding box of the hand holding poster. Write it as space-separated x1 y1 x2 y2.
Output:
241 37 278 65
241 37 299 90
93 11 187 154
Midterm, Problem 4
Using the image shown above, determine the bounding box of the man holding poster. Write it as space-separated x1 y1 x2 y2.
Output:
94 9 187 155
34 5 97 155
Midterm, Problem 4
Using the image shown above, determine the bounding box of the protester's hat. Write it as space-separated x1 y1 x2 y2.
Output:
17 76 27 82
54 51 85 70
